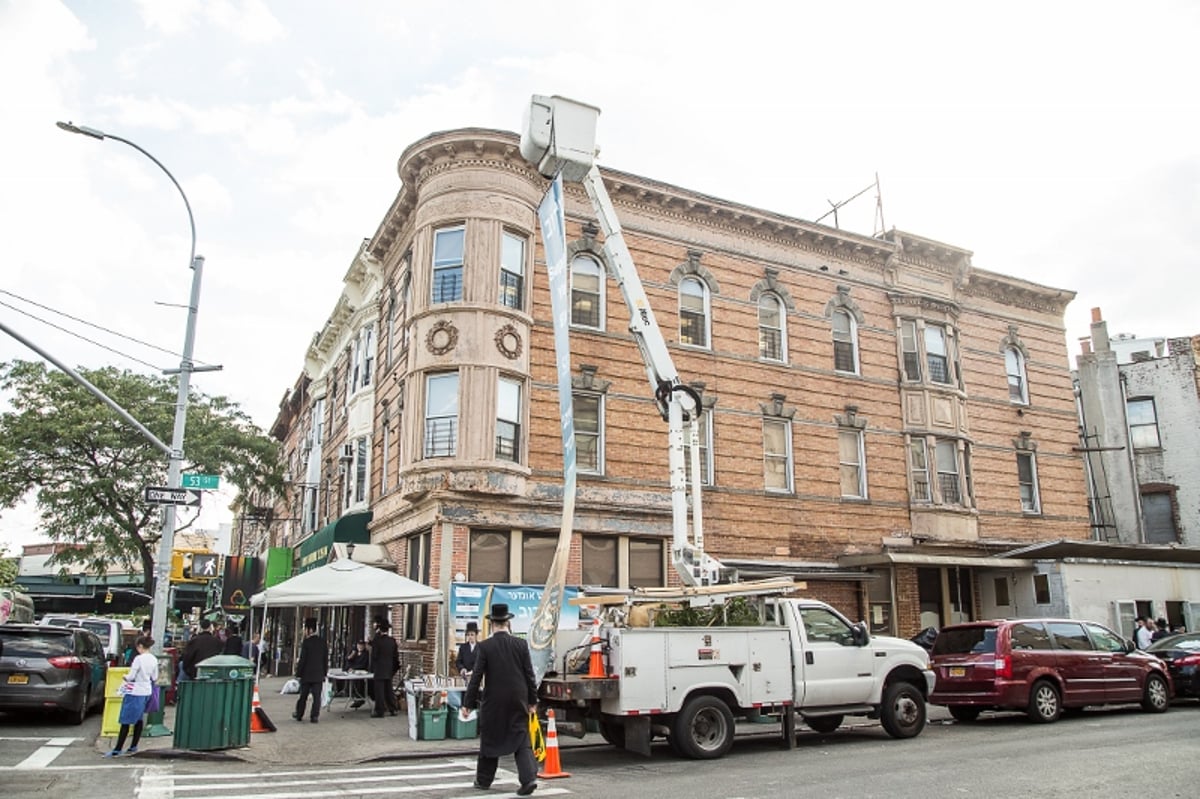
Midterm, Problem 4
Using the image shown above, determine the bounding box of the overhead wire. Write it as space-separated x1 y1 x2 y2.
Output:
0 297 164 372
0 287 215 372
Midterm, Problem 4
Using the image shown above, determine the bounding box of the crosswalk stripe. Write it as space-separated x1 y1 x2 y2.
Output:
12 743 70 770
141 761 466 783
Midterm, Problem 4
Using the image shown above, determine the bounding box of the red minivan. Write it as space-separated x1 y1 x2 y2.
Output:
929 618 1171 723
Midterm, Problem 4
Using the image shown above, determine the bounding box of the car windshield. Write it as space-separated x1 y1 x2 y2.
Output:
0 631 74 658
932 627 997 656
80 621 113 645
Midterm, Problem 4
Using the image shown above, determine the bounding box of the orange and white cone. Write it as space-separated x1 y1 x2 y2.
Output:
250 683 276 733
584 616 605 679
537 709 571 779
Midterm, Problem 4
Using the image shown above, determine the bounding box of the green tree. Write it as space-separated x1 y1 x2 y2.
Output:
0 360 283 595
0 546 18 588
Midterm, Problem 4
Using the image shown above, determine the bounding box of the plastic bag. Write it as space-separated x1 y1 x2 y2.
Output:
321 679 334 709
528 713 546 762
146 683 161 714
280 678 300 694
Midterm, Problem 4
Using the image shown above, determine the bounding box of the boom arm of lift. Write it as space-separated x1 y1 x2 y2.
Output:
520 95 726 586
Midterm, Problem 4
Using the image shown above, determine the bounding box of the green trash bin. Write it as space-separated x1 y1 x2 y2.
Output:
173 655 255 751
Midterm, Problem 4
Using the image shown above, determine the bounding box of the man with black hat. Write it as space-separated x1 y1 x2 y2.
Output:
293 617 329 723
456 621 480 679
180 617 223 680
369 615 399 717
461 603 539 796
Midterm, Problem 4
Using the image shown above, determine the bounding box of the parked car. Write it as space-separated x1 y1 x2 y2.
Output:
39 615 130 665
928 618 1172 723
1145 632 1200 699
0 624 108 724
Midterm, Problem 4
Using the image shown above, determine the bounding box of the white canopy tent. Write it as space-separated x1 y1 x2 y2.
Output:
249 559 443 682
250 559 442 608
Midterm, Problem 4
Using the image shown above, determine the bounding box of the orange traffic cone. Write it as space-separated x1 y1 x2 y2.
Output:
537 709 571 779
250 683 276 733
583 616 605 679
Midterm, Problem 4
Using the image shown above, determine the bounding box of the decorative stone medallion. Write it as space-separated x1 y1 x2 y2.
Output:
425 320 459 356
495 324 522 360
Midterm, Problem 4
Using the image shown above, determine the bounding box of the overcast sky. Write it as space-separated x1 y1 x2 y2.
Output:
2 1 1198 552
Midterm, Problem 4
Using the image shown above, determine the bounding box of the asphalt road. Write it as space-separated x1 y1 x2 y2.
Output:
2 703 1197 798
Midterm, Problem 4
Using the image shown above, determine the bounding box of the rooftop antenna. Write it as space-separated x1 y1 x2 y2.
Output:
814 173 886 236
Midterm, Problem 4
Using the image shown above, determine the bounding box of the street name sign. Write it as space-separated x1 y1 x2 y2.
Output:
144 486 202 507
181 473 220 490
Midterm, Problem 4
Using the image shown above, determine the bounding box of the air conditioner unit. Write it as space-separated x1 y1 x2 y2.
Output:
339 443 355 461
282 471 292 483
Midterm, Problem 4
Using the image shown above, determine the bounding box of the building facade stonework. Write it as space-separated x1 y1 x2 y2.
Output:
262 128 1091 668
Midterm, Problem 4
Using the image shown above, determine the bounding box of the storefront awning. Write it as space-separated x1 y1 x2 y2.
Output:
838 552 1033 569
294 511 373 574
1000 539 1200 565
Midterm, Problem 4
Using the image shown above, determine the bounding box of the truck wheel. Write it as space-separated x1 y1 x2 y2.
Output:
805 715 843 733
1142 673 1169 713
1026 679 1061 723
948 705 981 722
670 695 735 759
880 682 925 738
598 718 626 747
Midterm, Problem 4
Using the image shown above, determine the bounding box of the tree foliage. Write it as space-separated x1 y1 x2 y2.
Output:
0 360 283 594
0 547 18 588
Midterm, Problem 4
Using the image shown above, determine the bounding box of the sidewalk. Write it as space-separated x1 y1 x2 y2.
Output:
96 675 536 765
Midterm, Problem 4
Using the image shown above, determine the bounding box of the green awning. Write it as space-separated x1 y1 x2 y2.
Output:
294 511 373 574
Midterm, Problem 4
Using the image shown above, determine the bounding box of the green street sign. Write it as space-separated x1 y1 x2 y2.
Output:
181 473 220 490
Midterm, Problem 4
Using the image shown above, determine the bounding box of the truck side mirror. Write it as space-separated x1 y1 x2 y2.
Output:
851 622 869 647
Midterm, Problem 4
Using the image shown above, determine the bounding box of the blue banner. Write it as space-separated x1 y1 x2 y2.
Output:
448 583 582 642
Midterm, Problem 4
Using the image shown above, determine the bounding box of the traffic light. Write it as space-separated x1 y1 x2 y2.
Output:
191 553 219 580
170 549 219 583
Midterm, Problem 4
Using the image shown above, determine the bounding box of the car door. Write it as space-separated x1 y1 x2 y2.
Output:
1045 621 1105 706
1084 622 1142 703
792 605 876 706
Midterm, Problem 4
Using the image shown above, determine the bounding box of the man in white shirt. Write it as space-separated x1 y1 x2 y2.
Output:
1135 617 1154 650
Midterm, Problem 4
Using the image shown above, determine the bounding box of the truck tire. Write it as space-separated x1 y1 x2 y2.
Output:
1026 679 1061 723
879 682 925 738
670 695 735 759
804 715 843 733
598 718 626 747
948 705 981 722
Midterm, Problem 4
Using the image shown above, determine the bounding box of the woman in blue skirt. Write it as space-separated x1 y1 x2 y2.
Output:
105 636 159 757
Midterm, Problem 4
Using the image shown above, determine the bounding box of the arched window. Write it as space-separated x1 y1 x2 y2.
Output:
758 294 786 362
570 255 604 329
1005 347 1028 404
678 277 710 348
832 309 858 373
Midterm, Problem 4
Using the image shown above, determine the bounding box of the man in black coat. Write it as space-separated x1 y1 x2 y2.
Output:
292 617 329 723
369 616 399 717
456 621 480 678
180 617 224 679
222 622 244 657
462 604 539 796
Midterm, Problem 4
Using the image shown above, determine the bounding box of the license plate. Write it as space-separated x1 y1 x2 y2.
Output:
7 674 29 685
949 667 966 678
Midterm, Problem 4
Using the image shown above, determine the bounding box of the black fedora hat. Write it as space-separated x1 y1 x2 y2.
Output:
464 621 479 634
486 603 514 621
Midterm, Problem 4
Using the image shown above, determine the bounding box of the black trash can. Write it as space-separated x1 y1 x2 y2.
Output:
173 655 255 750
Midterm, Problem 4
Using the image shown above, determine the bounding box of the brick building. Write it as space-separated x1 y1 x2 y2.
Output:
256 127 1090 667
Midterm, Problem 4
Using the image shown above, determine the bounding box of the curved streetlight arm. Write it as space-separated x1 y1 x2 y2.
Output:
57 121 197 270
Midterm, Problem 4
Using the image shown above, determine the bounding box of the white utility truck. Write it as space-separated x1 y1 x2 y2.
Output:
520 96 934 759
541 580 934 758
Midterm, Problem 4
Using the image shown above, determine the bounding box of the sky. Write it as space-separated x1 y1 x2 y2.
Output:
2 1 1198 552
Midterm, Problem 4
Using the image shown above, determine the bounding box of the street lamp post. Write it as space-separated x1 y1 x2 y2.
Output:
56 122 218 668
